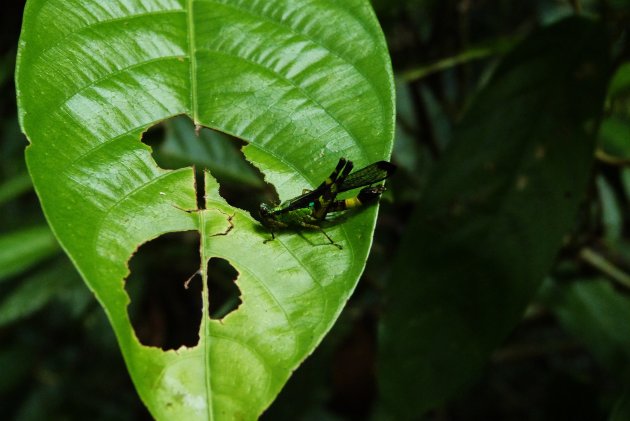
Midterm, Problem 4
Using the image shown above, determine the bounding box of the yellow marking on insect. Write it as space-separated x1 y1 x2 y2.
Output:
345 197 362 209
325 177 333 185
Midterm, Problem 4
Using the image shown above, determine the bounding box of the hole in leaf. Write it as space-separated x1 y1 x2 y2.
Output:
126 232 201 350
207 257 241 320
142 116 277 217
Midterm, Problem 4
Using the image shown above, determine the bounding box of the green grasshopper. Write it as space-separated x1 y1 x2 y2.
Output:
259 158 396 248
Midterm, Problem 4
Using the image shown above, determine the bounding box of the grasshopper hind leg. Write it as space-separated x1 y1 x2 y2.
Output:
299 221 342 250
319 228 342 250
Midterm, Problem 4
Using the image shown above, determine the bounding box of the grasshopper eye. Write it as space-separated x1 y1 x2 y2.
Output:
259 203 271 217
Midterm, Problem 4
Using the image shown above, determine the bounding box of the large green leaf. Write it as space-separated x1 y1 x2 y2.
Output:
0 259 82 327
379 17 610 416
542 278 630 380
0 171 33 206
0 225 60 283
16 0 394 419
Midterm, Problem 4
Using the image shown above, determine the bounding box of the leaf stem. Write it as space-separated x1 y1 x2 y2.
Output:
579 247 630 290
595 148 630 167
399 37 518 82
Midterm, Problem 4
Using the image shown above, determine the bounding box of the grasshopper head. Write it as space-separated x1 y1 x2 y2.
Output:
357 185 386 206
259 203 274 225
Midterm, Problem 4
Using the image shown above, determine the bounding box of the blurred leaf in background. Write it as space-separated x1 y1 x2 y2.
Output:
380 15 612 416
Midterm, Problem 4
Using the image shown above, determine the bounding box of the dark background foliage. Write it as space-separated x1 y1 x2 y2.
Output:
2 0 630 419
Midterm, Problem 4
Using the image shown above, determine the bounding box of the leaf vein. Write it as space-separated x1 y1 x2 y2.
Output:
198 49 369 160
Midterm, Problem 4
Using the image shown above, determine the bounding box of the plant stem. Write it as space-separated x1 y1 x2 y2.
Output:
400 37 518 82
580 247 630 290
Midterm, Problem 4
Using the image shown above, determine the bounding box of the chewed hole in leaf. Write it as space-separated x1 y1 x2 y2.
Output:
126 231 201 350
207 257 241 320
142 116 277 216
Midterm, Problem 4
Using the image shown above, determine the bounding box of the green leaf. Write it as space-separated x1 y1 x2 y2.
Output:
379 17 611 416
16 0 394 419
597 177 624 243
0 172 33 206
0 259 81 327
599 62 630 162
542 278 630 380
599 116 630 160
0 225 60 282
608 62 630 98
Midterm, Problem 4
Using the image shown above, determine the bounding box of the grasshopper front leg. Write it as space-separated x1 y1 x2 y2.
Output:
263 230 276 244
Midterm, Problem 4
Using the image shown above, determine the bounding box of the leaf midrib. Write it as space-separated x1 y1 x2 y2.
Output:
188 0 199 123
187 2 213 419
